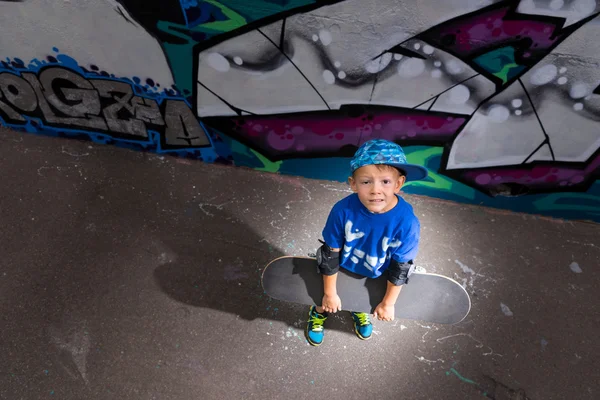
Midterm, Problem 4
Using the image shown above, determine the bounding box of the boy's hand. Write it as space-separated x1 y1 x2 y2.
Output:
321 294 342 313
373 302 395 321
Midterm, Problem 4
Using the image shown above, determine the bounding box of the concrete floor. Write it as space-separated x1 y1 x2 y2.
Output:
0 127 598 400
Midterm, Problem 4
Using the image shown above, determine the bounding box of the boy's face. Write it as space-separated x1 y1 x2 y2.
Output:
348 164 406 214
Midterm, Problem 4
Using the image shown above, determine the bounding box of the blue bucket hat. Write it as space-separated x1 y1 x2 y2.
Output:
350 139 428 181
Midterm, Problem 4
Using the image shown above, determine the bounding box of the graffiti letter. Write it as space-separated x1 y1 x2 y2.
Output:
162 100 210 147
130 96 164 126
0 72 38 123
22 69 107 130
92 80 147 138
0 98 24 122
39 68 101 117
0 74 29 122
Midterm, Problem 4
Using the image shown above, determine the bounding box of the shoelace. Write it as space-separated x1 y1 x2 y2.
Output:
309 313 326 332
354 313 370 326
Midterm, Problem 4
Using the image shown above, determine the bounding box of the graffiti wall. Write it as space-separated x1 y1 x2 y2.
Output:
1 0 599 222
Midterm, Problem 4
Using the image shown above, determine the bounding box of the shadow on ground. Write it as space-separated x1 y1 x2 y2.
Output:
151 204 360 335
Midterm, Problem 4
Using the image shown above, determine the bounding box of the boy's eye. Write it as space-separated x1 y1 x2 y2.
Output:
361 181 370 185
383 180 391 184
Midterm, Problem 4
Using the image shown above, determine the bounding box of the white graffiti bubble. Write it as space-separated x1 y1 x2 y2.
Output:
550 0 564 10
414 43 421 50
445 59 464 75
569 262 583 273
434 61 442 67
519 0 535 12
557 76 568 85
206 53 230 72
312 34 318 42
488 105 510 123
398 58 426 78
530 64 557 85
423 45 434 54
569 82 589 99
559 67 567 73
319 30 332 46
233 56 243 66
338 71 346 79
334 61 341 68
511 99 523 108
323 70 335 84
448 84 470 104
365 53 392 73
431 69 442 78
515 109 522 116
394 54 403 61
573 102 584 111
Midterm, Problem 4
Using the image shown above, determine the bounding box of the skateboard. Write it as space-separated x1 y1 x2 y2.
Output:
261 256 471 324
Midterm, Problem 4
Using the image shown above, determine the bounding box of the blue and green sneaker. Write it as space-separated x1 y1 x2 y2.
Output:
306 306 328 346
351 312 373 340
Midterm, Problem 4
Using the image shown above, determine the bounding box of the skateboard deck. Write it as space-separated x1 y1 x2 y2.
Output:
262 256 470 324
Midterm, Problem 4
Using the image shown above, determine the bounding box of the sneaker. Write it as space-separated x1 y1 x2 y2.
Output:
306 306 328 346
350 312 373 340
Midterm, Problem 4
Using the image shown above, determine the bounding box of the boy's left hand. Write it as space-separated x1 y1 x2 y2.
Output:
373 302 395 321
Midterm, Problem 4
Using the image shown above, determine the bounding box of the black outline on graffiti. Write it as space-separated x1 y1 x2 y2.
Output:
374 44 427 61
256 28 331 110
517 78 555 161
412 74 481 110
196 80 255 116
115 5 137 27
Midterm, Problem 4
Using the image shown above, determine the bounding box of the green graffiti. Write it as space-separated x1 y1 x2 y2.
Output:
402 147 476 200
196 0 248 33
473 47 525 83
224 137 281 172
493 62 525 83
250 149 282 173
532 192 600 213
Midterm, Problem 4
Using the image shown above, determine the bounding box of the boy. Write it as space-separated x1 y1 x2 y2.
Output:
307 139 428 346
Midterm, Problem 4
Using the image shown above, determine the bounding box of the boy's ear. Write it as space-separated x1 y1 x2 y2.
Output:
395 175 406 193
348 176 358 192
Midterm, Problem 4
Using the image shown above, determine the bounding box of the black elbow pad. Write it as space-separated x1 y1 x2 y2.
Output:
316 241 340 276
388 259 413 286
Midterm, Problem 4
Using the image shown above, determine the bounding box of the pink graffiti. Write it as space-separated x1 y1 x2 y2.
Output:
218 106 467 159
460 152 600 191
422 4 564 56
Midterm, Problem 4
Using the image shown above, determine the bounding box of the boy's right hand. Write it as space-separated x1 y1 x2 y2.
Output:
321 294 342 313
